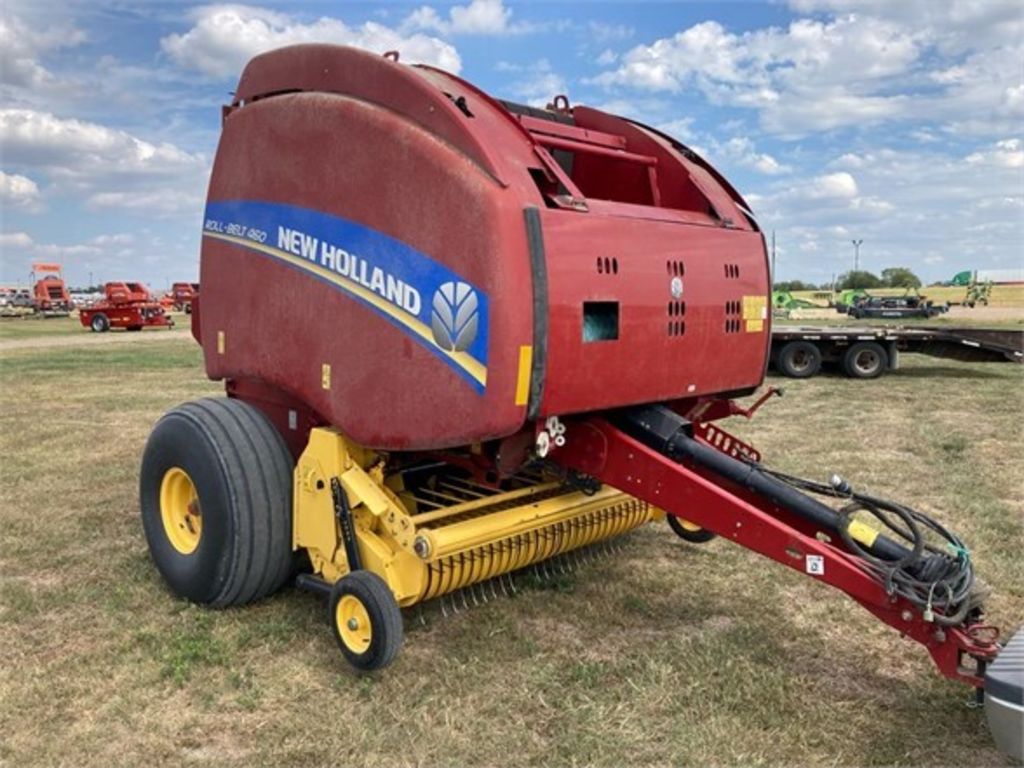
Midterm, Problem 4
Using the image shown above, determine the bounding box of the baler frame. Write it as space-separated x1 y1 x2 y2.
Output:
549 408 999 687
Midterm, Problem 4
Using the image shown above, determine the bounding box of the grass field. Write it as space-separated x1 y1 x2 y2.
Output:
1 333 1022 767
0 312 192 341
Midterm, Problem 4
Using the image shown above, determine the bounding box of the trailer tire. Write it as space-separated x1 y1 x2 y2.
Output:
776 341 821 378
139 398 294 607
329 571 404 671
841 341 887 379
90 313 110 332
667 515 716 543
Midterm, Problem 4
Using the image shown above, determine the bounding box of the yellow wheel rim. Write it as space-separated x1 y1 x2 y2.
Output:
678 518 703 532
336 594 372 652
159 467 202 555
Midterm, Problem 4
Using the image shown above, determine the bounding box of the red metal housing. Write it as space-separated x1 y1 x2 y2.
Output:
196 44 770 450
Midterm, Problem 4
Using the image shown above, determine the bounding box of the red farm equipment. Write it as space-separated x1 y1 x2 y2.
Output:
170 281 200 313
79 281 174 332
137 45 1020 757
30 262 72 316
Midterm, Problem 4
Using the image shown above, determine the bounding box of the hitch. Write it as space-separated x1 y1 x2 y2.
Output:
551 405 999 687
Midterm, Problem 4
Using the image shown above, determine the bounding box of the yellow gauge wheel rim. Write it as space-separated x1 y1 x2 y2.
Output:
336 594 372 652
159 467 202 555
677 518 703 532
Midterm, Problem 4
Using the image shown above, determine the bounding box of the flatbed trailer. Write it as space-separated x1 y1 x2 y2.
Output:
771 325 1024 379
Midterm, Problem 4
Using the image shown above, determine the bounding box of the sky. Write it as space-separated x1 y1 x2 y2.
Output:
1 0 1021 289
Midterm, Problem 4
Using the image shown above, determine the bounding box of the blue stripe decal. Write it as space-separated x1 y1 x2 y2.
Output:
202 200 488 392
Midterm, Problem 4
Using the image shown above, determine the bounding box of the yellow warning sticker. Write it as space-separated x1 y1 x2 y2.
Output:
742 294 767 320
745 319 764 333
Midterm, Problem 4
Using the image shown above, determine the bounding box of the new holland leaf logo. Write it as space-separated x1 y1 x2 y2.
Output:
431 281 479 353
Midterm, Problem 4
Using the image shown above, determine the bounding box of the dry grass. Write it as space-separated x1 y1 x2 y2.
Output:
0 312 190 340
1 332 1021 767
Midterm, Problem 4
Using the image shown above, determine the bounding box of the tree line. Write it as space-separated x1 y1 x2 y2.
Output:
774 267 922 292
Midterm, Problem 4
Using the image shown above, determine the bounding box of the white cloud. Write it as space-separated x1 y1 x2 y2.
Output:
965 138 1024 169
0 231 34 250
407 0 508 35
0 14 86 88
806 172 859 199
596 49 618 66
749 145 1022 281
0 230 159 286
590 8 1022 136
506 59 569 108
0 171 42 211
0 109 208 214
587 22 634 43
654 117 696 142
162 4 461 78
712 137 791 175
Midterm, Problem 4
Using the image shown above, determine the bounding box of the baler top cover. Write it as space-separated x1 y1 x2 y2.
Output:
198 44 770 450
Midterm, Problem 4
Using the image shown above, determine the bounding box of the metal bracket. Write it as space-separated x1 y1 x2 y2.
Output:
330 476 362 571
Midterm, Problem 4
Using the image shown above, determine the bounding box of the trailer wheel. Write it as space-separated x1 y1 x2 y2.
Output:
90 313 110 332
841 341 887 379
329 571 404 671
776 341 821 378
667 515 716 543
139 398 294 607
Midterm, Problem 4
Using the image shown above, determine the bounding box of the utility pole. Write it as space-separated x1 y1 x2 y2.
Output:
851 239 863 273
770 230 776 285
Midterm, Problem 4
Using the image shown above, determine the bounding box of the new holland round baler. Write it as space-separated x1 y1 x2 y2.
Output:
138 44 1019 754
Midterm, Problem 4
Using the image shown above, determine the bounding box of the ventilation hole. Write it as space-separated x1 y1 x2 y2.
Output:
734 265 740 278
597 257 603 274
680 320 685 335
612 257 619 274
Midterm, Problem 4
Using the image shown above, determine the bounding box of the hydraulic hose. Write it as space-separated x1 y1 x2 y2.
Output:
612 405 977 626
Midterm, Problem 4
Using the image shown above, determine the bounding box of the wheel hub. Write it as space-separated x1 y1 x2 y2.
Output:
336 594 372 651
159 467 202 555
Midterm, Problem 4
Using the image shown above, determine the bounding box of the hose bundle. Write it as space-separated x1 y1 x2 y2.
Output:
757 466 980 626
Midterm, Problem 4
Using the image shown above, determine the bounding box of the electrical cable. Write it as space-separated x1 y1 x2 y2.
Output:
754 464 978 627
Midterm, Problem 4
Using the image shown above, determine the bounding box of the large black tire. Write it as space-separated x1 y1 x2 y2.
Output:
667 515 716 543
139 398 294 607
776 341 822 379
841 341 887 379
90 313 110 332
329 571 404 671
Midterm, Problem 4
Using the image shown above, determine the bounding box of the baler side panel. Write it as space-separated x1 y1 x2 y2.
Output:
200 92 534 450
538 211 769 416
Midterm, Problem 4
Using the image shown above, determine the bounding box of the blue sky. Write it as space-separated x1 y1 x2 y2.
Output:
1 0 1021 288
